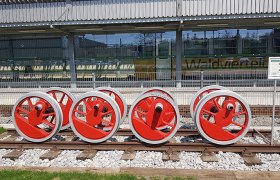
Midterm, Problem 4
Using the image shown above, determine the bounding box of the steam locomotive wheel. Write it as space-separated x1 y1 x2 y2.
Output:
137 87 177 106
129 92 180 144
12 91 63 142
190 85 228 118
46 87 75 130
194 90 251 145
94 87 127 124
69 91 121 143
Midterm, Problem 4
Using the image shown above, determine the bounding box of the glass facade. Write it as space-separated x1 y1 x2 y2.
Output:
182 29 274 70
74 32 176 74
0 28 280 73
0 37 64 73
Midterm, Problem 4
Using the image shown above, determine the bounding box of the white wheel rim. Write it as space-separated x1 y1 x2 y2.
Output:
137 87 178 106
12 91 63 142
94 87 127 124
69 91 121 143
129 92 180 144
190 85 228 119
46 87 76 130
194 90 252 145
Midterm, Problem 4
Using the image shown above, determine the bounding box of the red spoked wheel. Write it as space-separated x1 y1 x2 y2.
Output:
46 87 75 130
69 91 121 143
129 92 180 144
190 85 228 118
94 87 127 124
12 91 63 142
194 90 251 145
137 87 177 106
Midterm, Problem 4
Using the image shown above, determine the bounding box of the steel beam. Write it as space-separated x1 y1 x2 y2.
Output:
67 35 77 88
175 29 182 88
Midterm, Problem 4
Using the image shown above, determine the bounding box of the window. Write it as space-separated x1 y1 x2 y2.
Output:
240 29 271 55
183 31 209 56
213 29 237 55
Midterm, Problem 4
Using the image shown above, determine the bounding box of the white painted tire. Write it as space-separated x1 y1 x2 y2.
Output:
12 91 63 142
194 90 252 145
137 87 178 106
46 87 76 130
129 92 181 144
190 85 228 119
69 91 121 143
94 87 127 124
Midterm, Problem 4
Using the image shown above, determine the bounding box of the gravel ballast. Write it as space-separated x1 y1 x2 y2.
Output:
1 115 279 171
0 149 280 171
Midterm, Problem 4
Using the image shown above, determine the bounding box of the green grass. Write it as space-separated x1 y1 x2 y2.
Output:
0 127 6 134
0 170 141 180
0 170 197 180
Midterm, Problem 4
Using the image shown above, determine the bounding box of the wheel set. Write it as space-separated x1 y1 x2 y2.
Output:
191 85 251 145
129 88 180 144
12 87 126 143
12 86 251 146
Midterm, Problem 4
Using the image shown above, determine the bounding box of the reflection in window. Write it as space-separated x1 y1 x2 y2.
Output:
13 38 62 59
0 38 62 59
273 29 280 53
0 40 10 59
241 29 271 55
183 31 209 56
75 32 175 59
214 29 237 55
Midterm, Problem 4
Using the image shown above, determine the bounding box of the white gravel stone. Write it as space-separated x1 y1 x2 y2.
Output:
241 136 266 144
0 135 12 141
0 149 280 171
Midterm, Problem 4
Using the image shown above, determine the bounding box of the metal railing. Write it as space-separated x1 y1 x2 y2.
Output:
0 69 275 88
0 70 279 123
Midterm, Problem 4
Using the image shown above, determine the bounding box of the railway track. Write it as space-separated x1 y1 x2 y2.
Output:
0 140 280 153
0 128 277 165
0 129 275 153
2 128 273 138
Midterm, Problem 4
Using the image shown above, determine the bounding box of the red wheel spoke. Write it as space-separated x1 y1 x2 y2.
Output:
233 111 246 117
15 113 27 122
42 120 55 128
162 120 174 127
146 98 153 104
26 98 34 109
101 119 113 126
135 109 147 115
202 109 216 116
17 107 30 115
101 110 113 116
59 93 66 103
213 98 221 109
51 92 58 100
42 112 55 117
165 111 175 119
201 117 211 122
83 99 89 106
231 121 245 128
74 109 87 116
144 100 151 109
50 116 55 123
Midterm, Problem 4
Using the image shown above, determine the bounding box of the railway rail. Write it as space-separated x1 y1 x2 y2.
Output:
0 128 277 165
1 128 273 138
0 140 280 153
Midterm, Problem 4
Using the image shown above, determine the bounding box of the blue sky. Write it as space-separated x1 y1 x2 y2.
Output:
83 29 273 44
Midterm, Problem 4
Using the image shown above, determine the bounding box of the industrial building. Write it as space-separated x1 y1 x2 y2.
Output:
0 0 280 83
